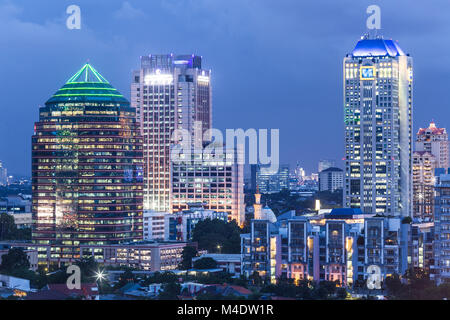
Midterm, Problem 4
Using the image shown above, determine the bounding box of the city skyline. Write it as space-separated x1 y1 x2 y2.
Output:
2 0 450 177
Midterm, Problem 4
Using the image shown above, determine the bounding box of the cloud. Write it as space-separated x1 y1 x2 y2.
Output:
113 1 146 20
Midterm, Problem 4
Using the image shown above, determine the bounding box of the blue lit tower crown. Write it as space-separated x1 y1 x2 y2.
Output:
343 35 413 216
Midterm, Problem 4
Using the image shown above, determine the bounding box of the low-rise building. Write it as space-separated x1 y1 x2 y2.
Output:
241 207 410 288
80 241 188 271
192 253 241 276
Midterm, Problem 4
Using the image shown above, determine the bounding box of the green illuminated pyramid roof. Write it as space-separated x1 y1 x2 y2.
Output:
46 63 129 104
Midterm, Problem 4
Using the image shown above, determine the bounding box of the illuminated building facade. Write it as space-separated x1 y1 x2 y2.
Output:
131 55 212 212
240 208 408 287
412 151 436 219
343 35 413 216
416 122 449 169
32 64 144 263
433 174 450 284
170 146 245 225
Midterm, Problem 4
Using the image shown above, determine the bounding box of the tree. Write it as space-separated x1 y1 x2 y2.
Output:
179 246 197 270
0 213 17 240
193 257 218 270
192 219 242 253
0 247 30 273
74 256 99 282
158 281 181 300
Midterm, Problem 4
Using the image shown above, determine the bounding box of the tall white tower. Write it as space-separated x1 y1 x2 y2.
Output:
343 35 413 216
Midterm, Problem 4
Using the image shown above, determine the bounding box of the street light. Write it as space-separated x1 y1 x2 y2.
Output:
217 245 222 253
95 270 106 282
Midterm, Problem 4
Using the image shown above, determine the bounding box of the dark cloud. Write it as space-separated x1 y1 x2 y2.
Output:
0 0 448 175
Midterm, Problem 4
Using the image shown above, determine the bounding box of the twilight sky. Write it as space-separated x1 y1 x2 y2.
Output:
0 0 449 176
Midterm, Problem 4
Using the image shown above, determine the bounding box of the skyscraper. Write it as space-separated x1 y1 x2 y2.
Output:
32 64 143 263
131 55 212 212
343 35 413 216
416 121 449 169
412 122 448 218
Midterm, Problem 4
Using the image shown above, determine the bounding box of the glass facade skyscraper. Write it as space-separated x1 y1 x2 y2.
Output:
32 64 144 263
343 35 413 216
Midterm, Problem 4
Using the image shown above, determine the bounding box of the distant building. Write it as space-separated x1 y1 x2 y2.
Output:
0 244 38 271
0 161 7 186
256 164 289 194
416 122 449 169
318 160 336 173
412 151 436 219
0 195 32 228
318 167 343 192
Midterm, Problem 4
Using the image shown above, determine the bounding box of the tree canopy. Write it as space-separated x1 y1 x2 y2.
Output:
191 219 242 254
193 257 218 270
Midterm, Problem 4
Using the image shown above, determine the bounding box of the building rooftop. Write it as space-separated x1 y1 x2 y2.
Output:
46 63 128 104
320 167 343 172
351 37 406 57
417 122 446 136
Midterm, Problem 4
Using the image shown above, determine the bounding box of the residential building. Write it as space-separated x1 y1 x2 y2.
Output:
256 164 290 194
343 35 413 216
433 174 450 284
241 206 409 287
412 151 437 219
0 161 7 186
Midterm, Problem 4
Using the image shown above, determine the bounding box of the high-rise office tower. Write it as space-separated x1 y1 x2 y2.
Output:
343 35 413 216
32 64 144 263
416 121 449 169
131 55 212 212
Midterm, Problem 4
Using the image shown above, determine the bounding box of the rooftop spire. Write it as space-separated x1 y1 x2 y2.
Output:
66 63 109 84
